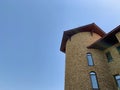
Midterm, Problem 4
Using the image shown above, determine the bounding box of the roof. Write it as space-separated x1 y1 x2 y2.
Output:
60 23 106 53
88 25 120 50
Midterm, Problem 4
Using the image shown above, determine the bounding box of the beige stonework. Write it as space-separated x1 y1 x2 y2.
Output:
60 24 120 90
104 43 120 75
65 32 118 90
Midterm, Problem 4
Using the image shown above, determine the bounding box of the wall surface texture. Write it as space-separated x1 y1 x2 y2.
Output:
65 32 118 90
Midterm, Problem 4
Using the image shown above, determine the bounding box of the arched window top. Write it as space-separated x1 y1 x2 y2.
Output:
86 53 94 66
114 74 120 88
86 52 92 54
90 72 96 75
90 71 99 89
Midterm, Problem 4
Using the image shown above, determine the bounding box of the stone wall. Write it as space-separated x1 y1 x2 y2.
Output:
104 43 120 75
65 32 117 90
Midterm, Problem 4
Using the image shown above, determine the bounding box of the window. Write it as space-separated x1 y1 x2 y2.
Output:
105 52 113 62
90 72 99 90
87 53 94 66
114 75 120 88
116 46 120 54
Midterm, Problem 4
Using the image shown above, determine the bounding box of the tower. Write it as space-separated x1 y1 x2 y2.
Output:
60 23 120 90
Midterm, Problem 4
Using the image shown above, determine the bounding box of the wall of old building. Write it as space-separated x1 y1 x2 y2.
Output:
104 44 120 90
104 43 120 75
103 32 120 90
65 32 117 90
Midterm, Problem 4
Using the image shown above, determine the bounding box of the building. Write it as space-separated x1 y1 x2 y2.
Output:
60 23 120 90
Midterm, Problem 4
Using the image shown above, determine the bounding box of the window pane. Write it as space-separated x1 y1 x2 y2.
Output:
91 75 99 88
115 75 120 88
115 75 120 79
105 52 113 62
118 80 120 87
90 72 99 89
87 53 94 66
117 46 120 54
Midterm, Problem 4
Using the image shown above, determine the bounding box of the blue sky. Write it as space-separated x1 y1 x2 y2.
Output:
0 0 120 90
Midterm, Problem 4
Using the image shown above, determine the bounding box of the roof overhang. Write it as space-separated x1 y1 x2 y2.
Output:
88 25 120 50
60 23 106 53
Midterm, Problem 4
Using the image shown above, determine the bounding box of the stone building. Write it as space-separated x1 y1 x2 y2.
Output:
60 23 120 90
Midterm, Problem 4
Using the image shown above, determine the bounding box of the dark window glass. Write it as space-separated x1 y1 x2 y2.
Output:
116 46 120 54
105 52 113 62
114 75 120 88
90 72 99 90
87 53 94 66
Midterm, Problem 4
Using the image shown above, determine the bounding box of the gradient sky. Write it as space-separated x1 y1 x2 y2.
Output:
0 0 120 90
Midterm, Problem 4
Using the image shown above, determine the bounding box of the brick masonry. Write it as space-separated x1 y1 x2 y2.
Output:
64 32 120 90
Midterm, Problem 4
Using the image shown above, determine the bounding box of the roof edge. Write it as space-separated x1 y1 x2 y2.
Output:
87 25 120 50
60 23 106 53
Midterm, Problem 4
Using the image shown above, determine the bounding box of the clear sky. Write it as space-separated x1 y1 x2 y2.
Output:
0 0 120 90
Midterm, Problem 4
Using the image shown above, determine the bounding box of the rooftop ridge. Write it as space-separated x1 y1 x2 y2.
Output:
60 23 106 53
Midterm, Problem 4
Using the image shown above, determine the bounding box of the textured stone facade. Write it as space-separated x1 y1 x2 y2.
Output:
65 32 117 90
60 24 120 90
